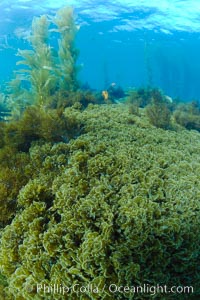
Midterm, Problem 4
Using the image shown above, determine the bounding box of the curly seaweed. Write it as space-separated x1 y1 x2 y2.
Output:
0 104 199 299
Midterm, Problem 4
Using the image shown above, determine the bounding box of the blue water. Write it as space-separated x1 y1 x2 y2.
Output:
1 0 200 101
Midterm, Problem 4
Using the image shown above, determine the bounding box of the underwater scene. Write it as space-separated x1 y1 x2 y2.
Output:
0 0 200 299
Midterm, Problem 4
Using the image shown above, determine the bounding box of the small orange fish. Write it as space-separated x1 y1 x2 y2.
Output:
102 90 109 101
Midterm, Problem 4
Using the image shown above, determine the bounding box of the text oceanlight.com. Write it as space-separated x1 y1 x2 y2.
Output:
35 283 194 296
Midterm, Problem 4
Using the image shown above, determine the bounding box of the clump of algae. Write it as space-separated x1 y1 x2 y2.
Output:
0 103 200 299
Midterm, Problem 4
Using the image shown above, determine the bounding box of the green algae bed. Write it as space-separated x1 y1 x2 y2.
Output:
0 103 200 299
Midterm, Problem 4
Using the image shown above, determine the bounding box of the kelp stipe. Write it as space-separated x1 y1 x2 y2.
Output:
16 15 57 107
53 6 80 92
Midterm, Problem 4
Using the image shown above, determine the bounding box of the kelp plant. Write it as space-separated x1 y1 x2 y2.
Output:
8 6 79 111
53 6 79 92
